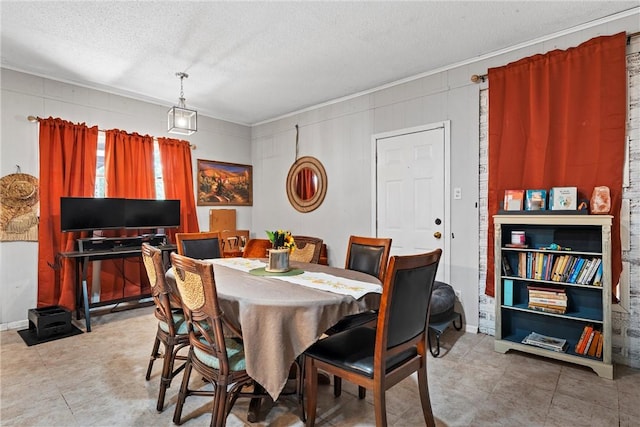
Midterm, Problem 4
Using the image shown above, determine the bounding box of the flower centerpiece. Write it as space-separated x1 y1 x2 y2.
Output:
265 230 296 272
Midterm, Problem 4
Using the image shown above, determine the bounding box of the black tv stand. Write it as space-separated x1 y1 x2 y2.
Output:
60 240 176 332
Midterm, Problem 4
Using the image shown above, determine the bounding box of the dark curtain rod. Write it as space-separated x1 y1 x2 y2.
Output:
471 31 640 83
26 115 196 149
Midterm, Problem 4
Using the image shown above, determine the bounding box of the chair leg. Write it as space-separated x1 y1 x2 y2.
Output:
373 380 387 427
417 361 436 427
333 375 342 397
211 382 228 427
173 352 193 425
358 386 366 399
146 336 161 380
334 376 366 399
304 357 318 427
156 342 175 411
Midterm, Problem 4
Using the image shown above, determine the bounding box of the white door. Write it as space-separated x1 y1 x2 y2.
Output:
374 123 448 281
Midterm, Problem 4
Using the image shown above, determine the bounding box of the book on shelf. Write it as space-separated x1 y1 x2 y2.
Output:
592 263 603 287
543 253 554 281
582 329 597 355
501 255 514 276
518 252 527 278
575 325 593 354
595 333 604 358
574 326 590 353
526 285 566 294
504 189 525 211
576 259 592 284
503 279 514 306
549 186 577 210
587 331 601 357
567 257 585 283
528 298 567 307
525 189 547 211
521 331 567 352
560 256 577 282
582 258 601 285
527 304 566 314
552 255 569 281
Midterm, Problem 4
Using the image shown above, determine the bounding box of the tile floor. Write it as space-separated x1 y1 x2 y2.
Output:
1 305 638 426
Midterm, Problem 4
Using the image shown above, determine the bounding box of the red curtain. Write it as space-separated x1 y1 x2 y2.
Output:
157 137 199 243
101 130 156 300
486 33 626 297
38 117 98 309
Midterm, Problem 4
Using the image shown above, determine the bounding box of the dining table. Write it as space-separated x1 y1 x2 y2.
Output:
165 256 382 412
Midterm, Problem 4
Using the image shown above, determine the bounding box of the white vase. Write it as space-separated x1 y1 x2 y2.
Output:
266 248 290 272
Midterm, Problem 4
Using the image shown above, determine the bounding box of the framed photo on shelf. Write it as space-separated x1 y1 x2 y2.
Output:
197 159 253 206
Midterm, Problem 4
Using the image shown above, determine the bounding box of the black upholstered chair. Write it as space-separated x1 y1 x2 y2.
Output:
304 249 442 427
142 243 190 412
327 235 391 397
175 231 224 259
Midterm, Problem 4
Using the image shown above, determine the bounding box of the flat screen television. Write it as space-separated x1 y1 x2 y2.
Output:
60 197 126 232
124 199 181 229
60 197 181 232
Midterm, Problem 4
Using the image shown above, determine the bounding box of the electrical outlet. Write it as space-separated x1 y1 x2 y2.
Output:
453 187 462 200
454 289 462 300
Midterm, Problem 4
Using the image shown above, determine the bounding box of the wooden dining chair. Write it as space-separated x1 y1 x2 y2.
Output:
242 238 272 258
327 235 392 397
290 235 323 263
141 243 190 412
175 231 224 259
304 249 442 427
170 252 262 427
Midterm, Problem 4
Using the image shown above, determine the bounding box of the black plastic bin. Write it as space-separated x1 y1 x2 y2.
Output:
28 306 72 339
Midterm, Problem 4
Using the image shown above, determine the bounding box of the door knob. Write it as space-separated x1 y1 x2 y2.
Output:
433 232 442 239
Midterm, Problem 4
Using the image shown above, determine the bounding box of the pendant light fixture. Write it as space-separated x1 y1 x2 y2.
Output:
167 72 197 135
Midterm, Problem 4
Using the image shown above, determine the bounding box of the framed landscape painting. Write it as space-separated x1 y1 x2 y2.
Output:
197 159 253 206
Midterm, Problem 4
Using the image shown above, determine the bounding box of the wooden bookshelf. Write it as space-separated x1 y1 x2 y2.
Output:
493 214 613 379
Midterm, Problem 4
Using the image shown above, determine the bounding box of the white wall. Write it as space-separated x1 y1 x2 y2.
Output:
0 69 252 328
251 70 482 331
250 14 640 342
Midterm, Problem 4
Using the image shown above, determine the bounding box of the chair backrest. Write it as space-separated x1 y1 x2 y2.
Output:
376 249 442 354
290 235 323 263
170 252 231 372
344 235 392 281
175 232 223 259
141 243 181 332
242 238 272 258
219 229 250 254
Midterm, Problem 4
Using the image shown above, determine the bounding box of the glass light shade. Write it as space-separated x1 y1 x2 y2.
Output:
167 106 197 135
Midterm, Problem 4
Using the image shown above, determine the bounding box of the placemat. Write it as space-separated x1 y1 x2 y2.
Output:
249 267 304 276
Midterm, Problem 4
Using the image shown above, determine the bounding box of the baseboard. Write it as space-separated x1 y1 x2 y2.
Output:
0 319 29 331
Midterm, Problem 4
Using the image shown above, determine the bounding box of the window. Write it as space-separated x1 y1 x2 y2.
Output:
94 132 165 199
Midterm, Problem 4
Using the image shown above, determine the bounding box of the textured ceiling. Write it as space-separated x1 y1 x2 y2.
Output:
1 1 638 125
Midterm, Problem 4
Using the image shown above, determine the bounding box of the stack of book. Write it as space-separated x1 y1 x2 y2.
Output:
521 331 567 352
527 285 567 314
575 325 604 358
